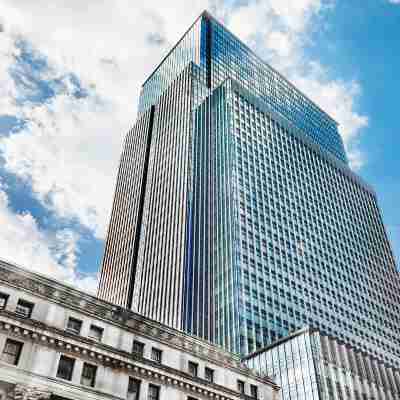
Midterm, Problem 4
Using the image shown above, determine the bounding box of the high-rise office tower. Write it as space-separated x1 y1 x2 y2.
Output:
98 11 400 374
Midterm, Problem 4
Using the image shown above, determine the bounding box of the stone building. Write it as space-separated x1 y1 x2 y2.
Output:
0 258 279 400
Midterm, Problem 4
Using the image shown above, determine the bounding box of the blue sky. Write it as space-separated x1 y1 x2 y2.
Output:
0 0 399 293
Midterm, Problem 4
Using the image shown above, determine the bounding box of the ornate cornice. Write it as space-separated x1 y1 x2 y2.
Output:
0 314 278 399
0 259 277 389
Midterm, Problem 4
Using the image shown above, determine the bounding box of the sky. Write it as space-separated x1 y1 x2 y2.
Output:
0 0 399 294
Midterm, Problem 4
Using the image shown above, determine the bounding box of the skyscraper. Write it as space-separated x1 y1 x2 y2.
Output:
98 10 400 375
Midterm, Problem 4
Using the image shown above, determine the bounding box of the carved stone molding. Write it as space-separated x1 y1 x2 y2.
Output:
7 384 51 400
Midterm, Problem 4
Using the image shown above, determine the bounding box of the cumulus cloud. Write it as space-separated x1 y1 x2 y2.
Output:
0 182 97 293
0 0 369 287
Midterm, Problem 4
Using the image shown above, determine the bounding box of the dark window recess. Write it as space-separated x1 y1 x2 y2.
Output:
56 355 75 381
81 363 97 387
1 339 23 365
88 325 103 341
127 377 141 400
151 348 162 363
66 317 82 335
250 384 258 398
188 361 198 377
148 384 160 400
0 292 9 309
132 340 145 356
237 380 245 394
205 367 214 383
15 299 34 318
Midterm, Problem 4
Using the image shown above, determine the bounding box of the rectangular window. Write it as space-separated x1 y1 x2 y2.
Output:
1 339 23 365
205 367 214 383
66 317 82 335
127 377 141 400
188 361 198 377
88 325 103 341
237 380 245 394
56 355 75 381
81 363 97 387
151 348 162 364
0 292 9 309
148 384 160 400
250 384 258 398
132 340 145 357
15 299 33 318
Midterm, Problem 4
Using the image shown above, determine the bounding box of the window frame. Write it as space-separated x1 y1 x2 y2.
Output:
205 367 214 383
127 377 141 400
148 384 160 400
132 340 145 357
188 361 198 377
88 324 103 342
0 292 9 309
81 362 97 387
250 384 258 399
151 347 162 364
237 380 245 394
15 299 34 318
66 317 83 335
56 355 75 381
1 339 23 366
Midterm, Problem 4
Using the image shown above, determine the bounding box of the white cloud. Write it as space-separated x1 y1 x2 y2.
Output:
0 182 97 293
388 0 400 4
0 0 369 287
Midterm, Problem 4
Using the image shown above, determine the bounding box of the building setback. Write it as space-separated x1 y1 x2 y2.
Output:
0 258 279 400
97 9 400 376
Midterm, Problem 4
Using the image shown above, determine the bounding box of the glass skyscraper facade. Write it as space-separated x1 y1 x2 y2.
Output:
98 9 400 379
245 328 400 400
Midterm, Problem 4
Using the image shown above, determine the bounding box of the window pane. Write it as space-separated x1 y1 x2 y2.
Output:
205 367 214 382
0 292 9 309
128 378 141 400
237 380 245 394
16 300 33 318
89 325 103 341
81 363 97 387
57 355 75 381
1 339 23 365
67 317 82 335
148 384 159 400
151 348 162 363
132 341 145 356
250 385 258 398
188 361 198 377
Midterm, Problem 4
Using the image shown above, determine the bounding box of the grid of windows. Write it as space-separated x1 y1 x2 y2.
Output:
220 83 400 367
138 12 347 163
245 330 400 400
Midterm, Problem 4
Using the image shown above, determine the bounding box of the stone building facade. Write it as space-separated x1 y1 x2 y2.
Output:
0 259 279 400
